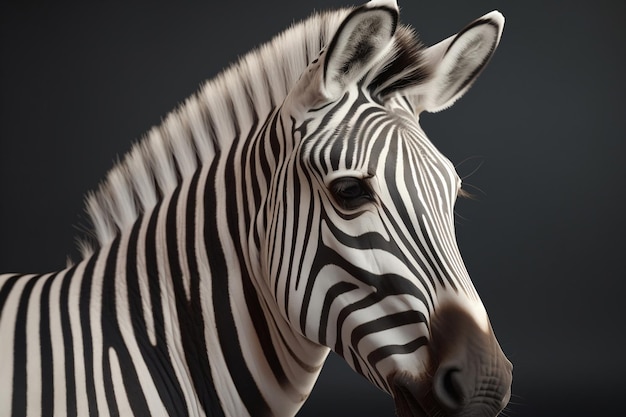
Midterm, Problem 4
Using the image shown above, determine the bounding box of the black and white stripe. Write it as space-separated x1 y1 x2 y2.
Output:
1 1 511 416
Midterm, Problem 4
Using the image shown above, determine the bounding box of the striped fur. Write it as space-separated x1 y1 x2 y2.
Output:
0 1 511 416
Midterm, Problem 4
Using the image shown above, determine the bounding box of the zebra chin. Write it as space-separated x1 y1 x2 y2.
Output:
388 305 513 417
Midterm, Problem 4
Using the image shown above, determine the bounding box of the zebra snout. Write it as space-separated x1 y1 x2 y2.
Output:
431 353 512 415
429 304 513 416
390 305 513 417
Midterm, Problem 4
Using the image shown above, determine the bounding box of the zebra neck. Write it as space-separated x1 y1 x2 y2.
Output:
197 145 331 416
75 162 329 416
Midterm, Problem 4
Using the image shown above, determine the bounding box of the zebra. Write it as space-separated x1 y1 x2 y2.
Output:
0 1 512 416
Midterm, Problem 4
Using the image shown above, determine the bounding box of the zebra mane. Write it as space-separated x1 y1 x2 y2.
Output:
77 7 428 258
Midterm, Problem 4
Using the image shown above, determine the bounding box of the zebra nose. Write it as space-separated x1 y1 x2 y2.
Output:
429 305 513 415
432 362 467 411
432 356 513 414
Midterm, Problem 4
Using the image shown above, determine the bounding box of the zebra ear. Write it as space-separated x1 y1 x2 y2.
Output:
416 11 504 113
321 0 398 99
289 0 398 110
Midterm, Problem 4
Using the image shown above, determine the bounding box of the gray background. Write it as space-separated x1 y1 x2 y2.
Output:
1 1 624 416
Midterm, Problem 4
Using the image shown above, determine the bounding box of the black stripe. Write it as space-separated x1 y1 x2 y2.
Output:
366 336 428 367
100 237 121 417
59 265 78 417
12 275 39 417
0 274 21 316
39 273 55 414
78 256 98 416
351 310 427 350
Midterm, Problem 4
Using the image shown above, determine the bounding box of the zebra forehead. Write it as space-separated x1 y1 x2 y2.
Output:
303 116 455 187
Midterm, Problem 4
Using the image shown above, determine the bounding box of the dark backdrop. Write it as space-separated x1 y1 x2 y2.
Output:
1 1 624 416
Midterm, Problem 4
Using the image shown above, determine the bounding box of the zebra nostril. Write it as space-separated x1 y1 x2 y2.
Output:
432 364 467 412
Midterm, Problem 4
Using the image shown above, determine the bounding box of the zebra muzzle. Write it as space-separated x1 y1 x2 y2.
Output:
390 305 513 417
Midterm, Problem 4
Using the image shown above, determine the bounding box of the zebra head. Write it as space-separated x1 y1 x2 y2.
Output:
266 1 512 416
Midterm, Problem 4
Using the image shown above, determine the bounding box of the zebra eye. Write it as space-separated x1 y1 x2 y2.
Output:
329 177 373 210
